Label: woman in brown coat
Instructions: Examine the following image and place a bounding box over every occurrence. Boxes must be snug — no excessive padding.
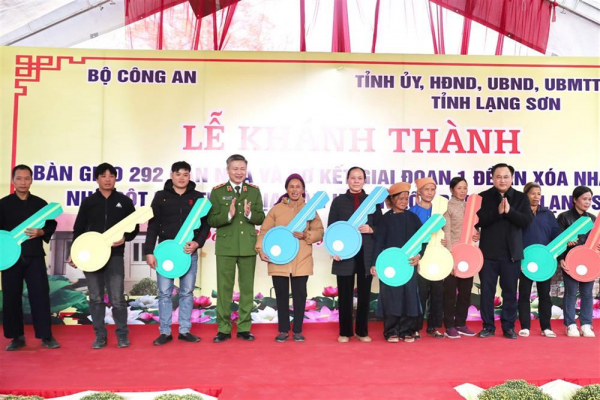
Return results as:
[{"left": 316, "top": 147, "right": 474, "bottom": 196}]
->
[{"left": 256, "top": 174, "right": 324, "bottom": 342}]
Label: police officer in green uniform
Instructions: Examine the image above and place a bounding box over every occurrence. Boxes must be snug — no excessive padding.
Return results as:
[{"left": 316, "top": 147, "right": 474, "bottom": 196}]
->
[{"left": 208, "top": 154, "right": 265, "bottom": 342}]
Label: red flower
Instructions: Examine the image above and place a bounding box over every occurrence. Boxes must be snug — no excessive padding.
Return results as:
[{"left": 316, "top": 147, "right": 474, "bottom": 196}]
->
[
  {"left": 494, "top": 296, "right": 502, "bottom": 307},
  {"left": 323, "top": 286, "right": 339, "bottom": 297},
  {"left": 189, "top": 199, "right": 194, "bottom": 206}
]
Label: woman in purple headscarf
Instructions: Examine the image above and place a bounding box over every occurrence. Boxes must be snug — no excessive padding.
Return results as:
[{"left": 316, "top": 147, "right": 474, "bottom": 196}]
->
[{"left": 256, "top": 174, "right": 324, "bottom": 342}]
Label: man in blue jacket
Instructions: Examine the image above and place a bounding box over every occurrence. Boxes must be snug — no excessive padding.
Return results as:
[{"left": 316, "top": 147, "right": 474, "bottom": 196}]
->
[{"left": 144, "top": 161, "right": 210, "bottom": 346}]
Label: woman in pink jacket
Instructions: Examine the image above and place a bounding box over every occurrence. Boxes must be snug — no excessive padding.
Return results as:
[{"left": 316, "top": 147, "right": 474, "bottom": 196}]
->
[{"left": 442, "top": 177, "right": 477, "bottom": 339}]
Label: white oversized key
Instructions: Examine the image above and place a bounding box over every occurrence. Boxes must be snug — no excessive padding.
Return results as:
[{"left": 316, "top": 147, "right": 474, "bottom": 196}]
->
[{"left": 71, "top": 206, "right": 153, "bottom": 272}]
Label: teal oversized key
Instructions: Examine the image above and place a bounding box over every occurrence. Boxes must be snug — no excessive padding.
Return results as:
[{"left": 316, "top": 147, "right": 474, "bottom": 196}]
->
[
  {"left": 376, "top": 214, "right": 446, "bottom": 287},
  {"left": 0, "top": 202, "right": 63, "bottom": 270},
  {"left": 324, "top": 186, "right": 388, "bottom": 259},
  {"left": 263, "top": 191, "right": 329, "bottom": 264},
  {"left": 521, "top": 216, "right": 593, "bottom": 282},
  {"left": 155, "top": 198, "right": 212, "bottom": 279}
]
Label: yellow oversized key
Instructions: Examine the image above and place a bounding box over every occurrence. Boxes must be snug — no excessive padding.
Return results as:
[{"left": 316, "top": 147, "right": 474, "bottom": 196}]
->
[
  {"left": 419, "top": 196, "right": 453, "bottom": 281},
  {"left": 70, "top": 206, "right": 153, "bottom": 272}
]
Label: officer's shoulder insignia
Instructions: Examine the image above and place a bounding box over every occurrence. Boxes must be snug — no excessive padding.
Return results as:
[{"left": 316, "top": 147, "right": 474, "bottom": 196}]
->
[
  {"left": 246, "top": 182, "right": 259, "bottom": 189},
  {"left": 212, "top": 183, "right": 226, "bottom": 190}
]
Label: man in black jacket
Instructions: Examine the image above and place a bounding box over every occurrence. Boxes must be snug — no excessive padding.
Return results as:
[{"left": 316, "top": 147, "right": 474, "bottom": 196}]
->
[
  {"left": 69, "top": 163, "right": 139, "bottom": 349},
  {"left": 144, "top": 161, "right": 210, "bottom": 346},
  {"left": 1, "top": 165, "right": 60, "bottom": 351},
  {"left": 476, "top": 163, "right": 533, "bottom": 339}
]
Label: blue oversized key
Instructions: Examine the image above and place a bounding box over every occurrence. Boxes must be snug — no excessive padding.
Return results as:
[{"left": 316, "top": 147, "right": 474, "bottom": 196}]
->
[
  {"left": 263, "top": 191, "right": 329, "bottom": 264},
  {"left": 155, "top": 198, "right": 212, "bottom": 279},
  {"left": 376, "top": 214, "right": 446, "bottom": 287},
  {"left": 0, "top": 202, "right": 63, "bottom": 271},
  {"left": 324, "top": 186, "right": 388, "bottom": 260},
  {"left": 522, "top": 216, "right": 593, "bottom": 282}
]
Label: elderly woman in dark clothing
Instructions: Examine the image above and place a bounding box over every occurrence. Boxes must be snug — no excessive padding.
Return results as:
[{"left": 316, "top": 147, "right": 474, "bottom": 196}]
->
[
  {"left": 371, "top": 182, "right": 423, "bottom": 343},
  {"left": 517, "top": 182, "right": 561, "bottom": 338},
  {"left": 328, "top": 167, "right": 382, "bottom": 343}
]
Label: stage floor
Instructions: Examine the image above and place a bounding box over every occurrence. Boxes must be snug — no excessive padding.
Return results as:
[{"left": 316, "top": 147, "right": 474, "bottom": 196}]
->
[{"left": 1, "top": 321, "right": 599, "bottom": 399}]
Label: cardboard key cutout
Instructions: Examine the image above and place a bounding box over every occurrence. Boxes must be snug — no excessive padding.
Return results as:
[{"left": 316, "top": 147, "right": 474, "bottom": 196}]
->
[{"left": 263, "top": 191, "right": 329, "bottom": 265}]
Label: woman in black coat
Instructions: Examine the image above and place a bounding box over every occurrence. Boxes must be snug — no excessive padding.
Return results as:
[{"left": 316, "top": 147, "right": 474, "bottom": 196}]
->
[{"left": 328, "top": 167, "right": 382, "bottom": 343}]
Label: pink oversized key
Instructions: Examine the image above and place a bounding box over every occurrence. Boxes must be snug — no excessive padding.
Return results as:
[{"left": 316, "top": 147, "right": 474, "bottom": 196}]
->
[
  {"left": 451, "top": 194, "right": 483, "bottom": 279},
  {"left": 565, "top": 217, "right": 600, "bottom": 282}
]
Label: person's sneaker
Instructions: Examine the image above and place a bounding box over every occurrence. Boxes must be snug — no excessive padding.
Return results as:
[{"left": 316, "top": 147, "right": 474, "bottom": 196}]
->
[
  {"left": 444, "top": 328, "right": 460, "bottom": 339},
  {"left": 427, "top": 329, "right": 444, "bottom": 339},
  {"left": 275, "top": 332, "right": 289, "bottom": 343},
  {"left": 178, "top": 333, "right": 201, "bottom": 343},
  {"left": 503, "top": 329, "right": 518, "bottom": 339},
  {"left": 337, "top": 336, "right": 350, "bottom": 343},
  {"left": 478, "top": 329, "right": 495, "bottom": 338},
  {"left": 355, "top": 335, "right": 372, "bottom": 343},
  {"left": 41, "top": 336, "right": 60, "bottom": 349},
  {"left": 518, "top": 329, "right": 530, "bottom": 337},
  {"left": 581, "top": 324, "right": 595, "bottom": 338},
  {"left": 153, "top": 334, "right": 173, "bottom": 346},
  {"left": 456, "top": 326, "right": 476, "bottom": 336},
  {"left": 117, "top": 336, "right": 130, "bottom": 348},
  {"left": 566, "top": 324, "right": 581, "bottom": 337},
  {"left": 6, "top": 337, "right": 26, "bottom": 351},
  {"left": 413, "top": 331, "right": 421, "bottom": 340},
  {"left": 293, "top": 333, "right": 305, "bottom": 342},
  {"left": 92, "top": 336, "right": 107, "bottom": 349},
  {"left": 542, "top": 329, "right": 557, "bottom": 338}
]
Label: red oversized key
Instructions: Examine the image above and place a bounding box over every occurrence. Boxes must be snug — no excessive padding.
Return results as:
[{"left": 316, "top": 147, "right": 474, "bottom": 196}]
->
[
  {"left": 565, "top": 217, "right": 600, "bottom": 282},
  {"left": 451, "top": 194, "right": 483, "bottom": 279}
]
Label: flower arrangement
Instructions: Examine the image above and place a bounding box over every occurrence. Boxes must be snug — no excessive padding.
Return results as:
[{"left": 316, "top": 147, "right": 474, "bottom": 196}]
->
[
  {"left": 478, "top": 380, "right": 552, "bottom": 400},
  {"left": 571, "top": 384, "right": 600, "bottom": 400},
  {"left": 80, "top": 392, "right": 125, "bottom": 400}
]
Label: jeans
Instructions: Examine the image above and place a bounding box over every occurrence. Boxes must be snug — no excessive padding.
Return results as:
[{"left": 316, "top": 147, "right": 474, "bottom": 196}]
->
[
  {"left": 84, "top": 256, "right": 128, "bottom": 338},
  {"left": 563, "top": 272, "right": 594, "bottom": 327},
  {"left": 157, "top": 253, "right": 198, "bottom": 335}
]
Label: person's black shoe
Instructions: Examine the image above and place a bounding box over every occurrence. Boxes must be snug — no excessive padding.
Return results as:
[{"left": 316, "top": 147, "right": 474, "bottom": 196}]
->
[
  {"left": 153, "top": 334, "right": 173, "bottom": 346},
  {"left": 41, "top": 336, "right": 60, "bottom": 349},
  {"left": 275, "top": 332, "right": 289, "bottom": 342},
  {"left": 213, "top": 332, "right": 232, "bottom": 343},
  {"left": 503, "top": 329, "right": 518, "bottom": 339},
  {"left": 478, "top": 329, "right": 495, "bottom": 338},
  {"left": 292, "top": 333, "right": 305, "bottom": 342},
  {"left": 117, "top": 336, "right": 130, "bottom": 348},
  {"left": 178, "top": 333, "right": 201, "bottom": 343},
  {"left": 92, "top": 337, "right": 107, "bottom": 349},
  {"left": 236, "top": 331, "right": 255, "bottom": 341},
  {"left": 6, "top": 337, "right": 26, "bottom": 351}
]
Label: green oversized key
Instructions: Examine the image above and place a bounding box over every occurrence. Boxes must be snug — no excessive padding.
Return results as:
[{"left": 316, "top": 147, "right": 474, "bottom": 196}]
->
[
  {"left": 376, "top": 214, "right": 446, "bottom": 287},
  {"left": 0, "top": 202, "right": 63, "bottom": 270},
  {"left": 155, "top": 198, "right": 212, "bottom": 279},
  {"left": 521, "top": 216, "right": 593, "bottom": 282}
]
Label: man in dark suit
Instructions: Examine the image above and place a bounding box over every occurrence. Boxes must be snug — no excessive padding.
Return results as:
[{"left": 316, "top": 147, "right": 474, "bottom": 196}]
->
[{"left": 476, "top": 163, "right": 533, "bottom": 339}]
